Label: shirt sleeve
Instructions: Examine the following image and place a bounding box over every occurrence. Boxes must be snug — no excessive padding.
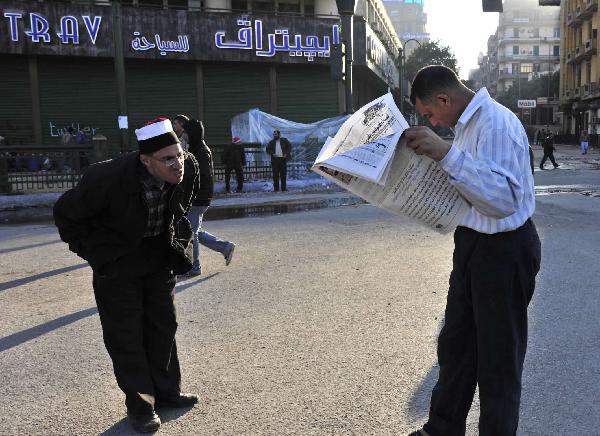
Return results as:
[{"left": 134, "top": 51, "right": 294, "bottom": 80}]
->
[{"left": 439, "top": 127, "right": 525, "bottom": 219}]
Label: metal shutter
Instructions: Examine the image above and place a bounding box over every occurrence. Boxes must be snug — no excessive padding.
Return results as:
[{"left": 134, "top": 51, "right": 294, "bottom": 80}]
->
[{"left": 0, "top": 55, "right": 33, "bottom": 145}]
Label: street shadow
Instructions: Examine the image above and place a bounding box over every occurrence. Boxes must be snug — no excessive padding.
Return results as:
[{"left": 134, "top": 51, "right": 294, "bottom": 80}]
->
[
  {"left": 100, "top": 407, "right": 193, "bottom": 435},
  {"left": 0, "top": 239, "right": 62, "bottom": 255},
  {"left": 0, "top": 273, "right": 218, "bottom": 353},
  {"left": 0, "top": 263, "right": 88, "bottom": 292},
  {"left": 405, "top": 365, "right": 438, "bottom": 420}
]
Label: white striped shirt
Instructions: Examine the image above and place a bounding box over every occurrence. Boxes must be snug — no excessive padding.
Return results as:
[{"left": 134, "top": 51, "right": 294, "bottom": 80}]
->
[{"left": 439, "top": 88, "right": 535, "bottom": 234}]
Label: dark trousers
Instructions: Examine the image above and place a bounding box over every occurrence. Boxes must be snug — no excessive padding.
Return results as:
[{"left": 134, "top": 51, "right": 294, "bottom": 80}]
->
[
  {"left": 92, "top": 236, "right": 181, "bottom": 415},
  {"left": 423, "top": 220, "right": 541, "bottom": 436},
  {"left": 540, "top": 150, "right": 558, "bottom": 168},
  {"left": 271, "top": 156, "right": 287, "bottom": 191},
  {"left": 225, "top": 165, "right": 244, "bottom": 192}
]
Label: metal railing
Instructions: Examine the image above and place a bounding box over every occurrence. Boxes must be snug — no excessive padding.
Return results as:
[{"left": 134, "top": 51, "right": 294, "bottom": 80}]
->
[{"left": 0, "top": 146, "right": 311, "bottom": 194}]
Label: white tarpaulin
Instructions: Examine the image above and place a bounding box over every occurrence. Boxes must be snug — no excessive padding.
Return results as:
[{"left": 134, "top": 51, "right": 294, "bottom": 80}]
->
[{"left": 231, "top": 108, "right": 349, "bottom": 162}]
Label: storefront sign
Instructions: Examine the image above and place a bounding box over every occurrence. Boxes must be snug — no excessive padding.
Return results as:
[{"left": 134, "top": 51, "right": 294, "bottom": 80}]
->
[
  {"left": 131, "top": 32, "right": 189, "bottom": 56},
  {"left": 518, "top": 99, "right": 537, "bottom": 108},
  {"left": 2, "top": 11, "right": 102, "bottom": 44},
  {"left": 214, "top": 17, "right": 339, "bottom": 61}
]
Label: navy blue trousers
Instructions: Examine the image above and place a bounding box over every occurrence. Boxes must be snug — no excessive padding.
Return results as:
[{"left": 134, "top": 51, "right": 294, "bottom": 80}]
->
[{"left": 423, "top": 219, "right": 541, "bottom": 436}]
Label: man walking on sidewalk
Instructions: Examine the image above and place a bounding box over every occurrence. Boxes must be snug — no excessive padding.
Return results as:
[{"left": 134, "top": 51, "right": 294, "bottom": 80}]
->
[
  {"left": 54, "top": 118, "right": 199, "bottom": 433},
  {"left": 266, "top": 130, "right": 291, "bottom": 191},
  {"left": 223, "top": 136, "right": 246, "bottom": 193},
  {"left": 403, "top": 65, "right": 541, "bottom": 436}
]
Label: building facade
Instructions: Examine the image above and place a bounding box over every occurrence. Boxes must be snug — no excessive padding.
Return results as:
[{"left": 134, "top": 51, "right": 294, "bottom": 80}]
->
[
  {"left": 382, "top": 0, "right": 428, "bottom": 56},
  {"left": 560, "top": 0, "right": 599, "bottom": 142},
  {"left": 0, "top": 0, "right": 400, "bottom": 149}
]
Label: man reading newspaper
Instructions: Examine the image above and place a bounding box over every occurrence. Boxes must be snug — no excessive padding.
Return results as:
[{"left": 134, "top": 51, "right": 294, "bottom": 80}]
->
[{"left": 404, "top": 66, "right": 541, "bottom": 436}]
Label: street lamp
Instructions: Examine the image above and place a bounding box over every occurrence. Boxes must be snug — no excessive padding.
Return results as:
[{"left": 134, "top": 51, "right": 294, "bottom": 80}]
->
[
  {"left": 398, "top": 38, "right": 422, "bottom": 114},
  {"left": 335, "top": 0, "right": 357, "bottom": 114}
]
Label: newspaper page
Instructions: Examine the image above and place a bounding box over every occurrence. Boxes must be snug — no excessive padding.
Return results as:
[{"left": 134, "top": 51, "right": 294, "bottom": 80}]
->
[
  {"left": 312, "top": 94, "right": 470, "bottom": 234},
  {"left": 314, "top": 94, "right": 405, "bottom": 185}
]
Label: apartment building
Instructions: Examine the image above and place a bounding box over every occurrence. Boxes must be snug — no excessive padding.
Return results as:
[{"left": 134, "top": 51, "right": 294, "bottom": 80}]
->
[
  {"left": 382, "top": 0, "right": 428, "bottom": 56},
  {"left": 560, "top": 0, "right": 599, "bottom": 142}
]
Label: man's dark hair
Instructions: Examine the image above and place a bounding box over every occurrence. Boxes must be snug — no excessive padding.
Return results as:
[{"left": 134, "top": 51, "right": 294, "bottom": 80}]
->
[
  {"left": 173, "top": 114, "right": 189, "bottom": 124},
  {"left": 410, "top": 65, "right": 464, "bottom": 105}
]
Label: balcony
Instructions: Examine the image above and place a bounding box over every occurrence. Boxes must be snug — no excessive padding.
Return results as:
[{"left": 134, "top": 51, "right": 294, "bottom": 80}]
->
[
  {"left": 585, "top": 0, "right": 598, "bottom": 14},
  {"left": 584, "top": 37, "right": 597, "bottom": 56},
  {"left": 568, "top": 12, "right": 583, "bottom": 28}
]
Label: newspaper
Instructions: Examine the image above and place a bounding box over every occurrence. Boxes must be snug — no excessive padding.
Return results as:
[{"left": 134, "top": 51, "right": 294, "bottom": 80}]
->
[{"left": 312, "top": 93, "right": 470, "bottom": 234}]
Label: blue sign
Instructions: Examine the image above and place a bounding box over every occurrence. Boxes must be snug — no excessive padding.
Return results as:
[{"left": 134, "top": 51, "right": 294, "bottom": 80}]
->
[
  {"left": 2, "top": 11, "right": 102, "bottom": 45},
  {"left": 215, "top": 17, "right": 340, "bottom": 62}
]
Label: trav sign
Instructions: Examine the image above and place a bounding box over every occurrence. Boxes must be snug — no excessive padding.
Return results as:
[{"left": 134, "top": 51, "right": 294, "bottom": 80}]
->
[{"left": 517, "top": 99, "right": 537, "bottom": 108}]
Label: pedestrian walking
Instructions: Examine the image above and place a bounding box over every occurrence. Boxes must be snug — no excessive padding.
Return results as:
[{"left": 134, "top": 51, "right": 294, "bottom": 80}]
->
[
  {"left": 580, "top": 131, "right": 589, "bottom": 155},
  {"left": 403, "top": 65, "right": 541, "bottom": 436},
  {"left": 223, "top": 135, "right": 246, "bottom": 193},
  {"left": 540, "top": 131, "right": 559, "bottom": 169},
  {"left": 172, "top": 114, "right": 189, "bottom": 151},
  {"left": 53, "top": 118, "right": 200, "bottom": 433},
  {"left": 266, "top": 129, "right": 291, "bottom": 191},
  {"left": 182, "top": 118, "right": 235, "bottom": 277}
]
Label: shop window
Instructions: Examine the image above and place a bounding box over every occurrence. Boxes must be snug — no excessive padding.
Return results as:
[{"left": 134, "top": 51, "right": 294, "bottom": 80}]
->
[
  {"left": 253, "top": 0, "right": 275, "bottom": 12},
  {"left": 304, "top": 0, "right": 315, "bottom": 16},
  {"left": 513, "top": 45, "right": 519, "bottom": 55},
  {"left": 278, "top": 0, "right": 300, "bottom": 14},
  {"left": 232, "top": 0, "right": 248, "bottom": 11}
]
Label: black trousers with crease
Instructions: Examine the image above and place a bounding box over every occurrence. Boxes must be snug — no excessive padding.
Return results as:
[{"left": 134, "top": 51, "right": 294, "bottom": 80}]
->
[
  {"left": 92, "top": 235, "right": 181, "bottom": 415},
  {"left": 423, "top": 219, "right": 541, "bottom": 436}
]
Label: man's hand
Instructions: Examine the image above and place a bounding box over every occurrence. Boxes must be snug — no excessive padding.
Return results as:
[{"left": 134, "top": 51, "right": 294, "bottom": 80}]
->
[{"left": 402, "top": 126, "right": 451, "bottom": 162}]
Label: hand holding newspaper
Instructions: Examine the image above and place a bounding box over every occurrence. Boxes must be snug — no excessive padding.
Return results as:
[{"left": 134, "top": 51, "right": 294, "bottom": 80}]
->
[{"left": 312, "top": 93, "right": 470, "bottom": 234}]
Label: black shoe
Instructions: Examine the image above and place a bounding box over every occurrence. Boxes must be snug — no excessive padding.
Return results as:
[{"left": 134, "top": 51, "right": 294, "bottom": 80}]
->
[
  {"left": 539, "top": 165, "right": 545, "bottom": 170},
  {"left": 155, "top": 393, "right": 199, "bottom": 408},
  {"left": 128, "top": 411, "right": 160, "bottom": 433},
  {"left": 554, "top": 164, "right": 560, "bottom": 168}
]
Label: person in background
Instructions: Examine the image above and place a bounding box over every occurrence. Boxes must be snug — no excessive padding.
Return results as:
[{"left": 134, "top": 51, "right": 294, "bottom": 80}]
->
[
  {"left": 173, "top": 114, "right": 190, "bottom": 151},
  {"left": 580, "top": 130, "right": 589, "bottom": 155},
  {"left": 60, "top": 126, "right": 75, "bottom": 172},
  {"left": 266, "top": 130, "right": 291, "bottom": 192},
  {"left": 54, "top": 118, "right": 200, "bottom": 433},
  {"left": 182, "top": 118, "right": 235, "bottom": 277},
  {"left": 540, "top": 131, "right": 559, "bottom": 169},
  {"left": 403, "top": 65, "right": 541, "bottom": 436},
  {"left": 223, "top": 136, "right": 246, "bottom": 193}
]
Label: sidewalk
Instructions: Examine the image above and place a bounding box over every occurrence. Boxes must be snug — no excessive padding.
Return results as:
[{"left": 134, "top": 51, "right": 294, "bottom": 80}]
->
[{"left": 0, "top": 174, "right": 362, "bottom": 224}]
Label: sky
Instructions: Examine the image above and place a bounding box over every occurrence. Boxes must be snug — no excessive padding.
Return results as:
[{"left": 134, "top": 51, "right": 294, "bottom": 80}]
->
[{"left": 423, "top": 0, "right": 500, "bottom": 79}]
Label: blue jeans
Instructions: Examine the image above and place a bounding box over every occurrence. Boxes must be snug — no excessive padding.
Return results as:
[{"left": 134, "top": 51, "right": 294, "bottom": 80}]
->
[{"left": 188, "top": 206, "right": 231, "bottom": 270}]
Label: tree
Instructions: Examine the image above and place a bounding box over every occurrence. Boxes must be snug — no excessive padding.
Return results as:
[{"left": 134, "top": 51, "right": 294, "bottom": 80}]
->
[{"left": 403, "top": 40, "right": 459, "bottom": 83}]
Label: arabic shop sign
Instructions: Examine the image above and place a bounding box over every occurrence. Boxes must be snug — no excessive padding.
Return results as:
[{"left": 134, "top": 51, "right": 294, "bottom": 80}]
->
[
  {"left": 131, "top": 32, "right": 189, "bottom": 56},
  {"left": 214, "top": 17, "right": 340, "bottom": 61}
]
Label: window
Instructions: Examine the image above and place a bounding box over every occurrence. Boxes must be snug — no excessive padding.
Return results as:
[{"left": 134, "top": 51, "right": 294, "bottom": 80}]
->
[
  {"left": 278, "top": 0, "right": 300, "bottom": 14},
  {"left": 253, "top": 0, "right": 275, "bottom": 12},
  {"left": 232, "top": 0, "right": 248, "bottom": 10},
  {"left": 521, "top": 63, "right": 533, "bottom": 73},
  {"left": 553, "top": 28, "right": 560, "bottom": 38},
  {"left": 513, "top": 45, "right": 519, "bottom": 55},
  {"left": 513, "top": 28, "right": 519, "bottom": 38},
  {"left": 534, "top": 63, "right": 541, "bottom": 72},
  {"left": 533, "top": 28, "right": 539, "bottom": 38},
  {"left": 533, "top": 46, "right": 539, "bottom": 56},
  {"left": 553, "top": 45, "right": 559, "bottom": 56},
  {"left": 512, "top": 63, "right": 519, "bottom": 73}
]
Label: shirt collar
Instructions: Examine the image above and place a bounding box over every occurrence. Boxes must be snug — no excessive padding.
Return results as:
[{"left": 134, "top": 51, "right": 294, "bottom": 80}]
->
[{"left": 456, "top": 87, "right": 490, "bottom": 127}]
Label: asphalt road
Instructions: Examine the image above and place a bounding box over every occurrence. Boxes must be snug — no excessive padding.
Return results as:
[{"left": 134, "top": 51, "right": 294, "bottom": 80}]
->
[{"left": 0, "top": 147, "right": 599, "bottom": 435}]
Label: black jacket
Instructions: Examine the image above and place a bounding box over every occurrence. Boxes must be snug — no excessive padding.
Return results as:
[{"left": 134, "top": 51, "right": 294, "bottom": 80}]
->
[
  {"left": 223, "top": 143, "right": 246, "bottom": 167},
  {"left": 266, "top": 137, "right": 292, "bottom": 161},
  {"left": 188, "top": 141, "right": 214, "bottom": 206},
  {"left": 53, "top": 151, "right": 199, "bottom": 275}
]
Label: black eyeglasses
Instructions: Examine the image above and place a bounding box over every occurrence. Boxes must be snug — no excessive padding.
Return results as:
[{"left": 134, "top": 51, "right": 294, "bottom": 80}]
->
[{"left": 148, "top": 152, "right": 186, "bottom": 167}]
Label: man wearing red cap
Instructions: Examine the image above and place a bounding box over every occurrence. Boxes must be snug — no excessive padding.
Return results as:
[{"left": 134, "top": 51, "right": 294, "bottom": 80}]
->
[{"left": 54, "top": 118, "right": 200, "bottom": 433}]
